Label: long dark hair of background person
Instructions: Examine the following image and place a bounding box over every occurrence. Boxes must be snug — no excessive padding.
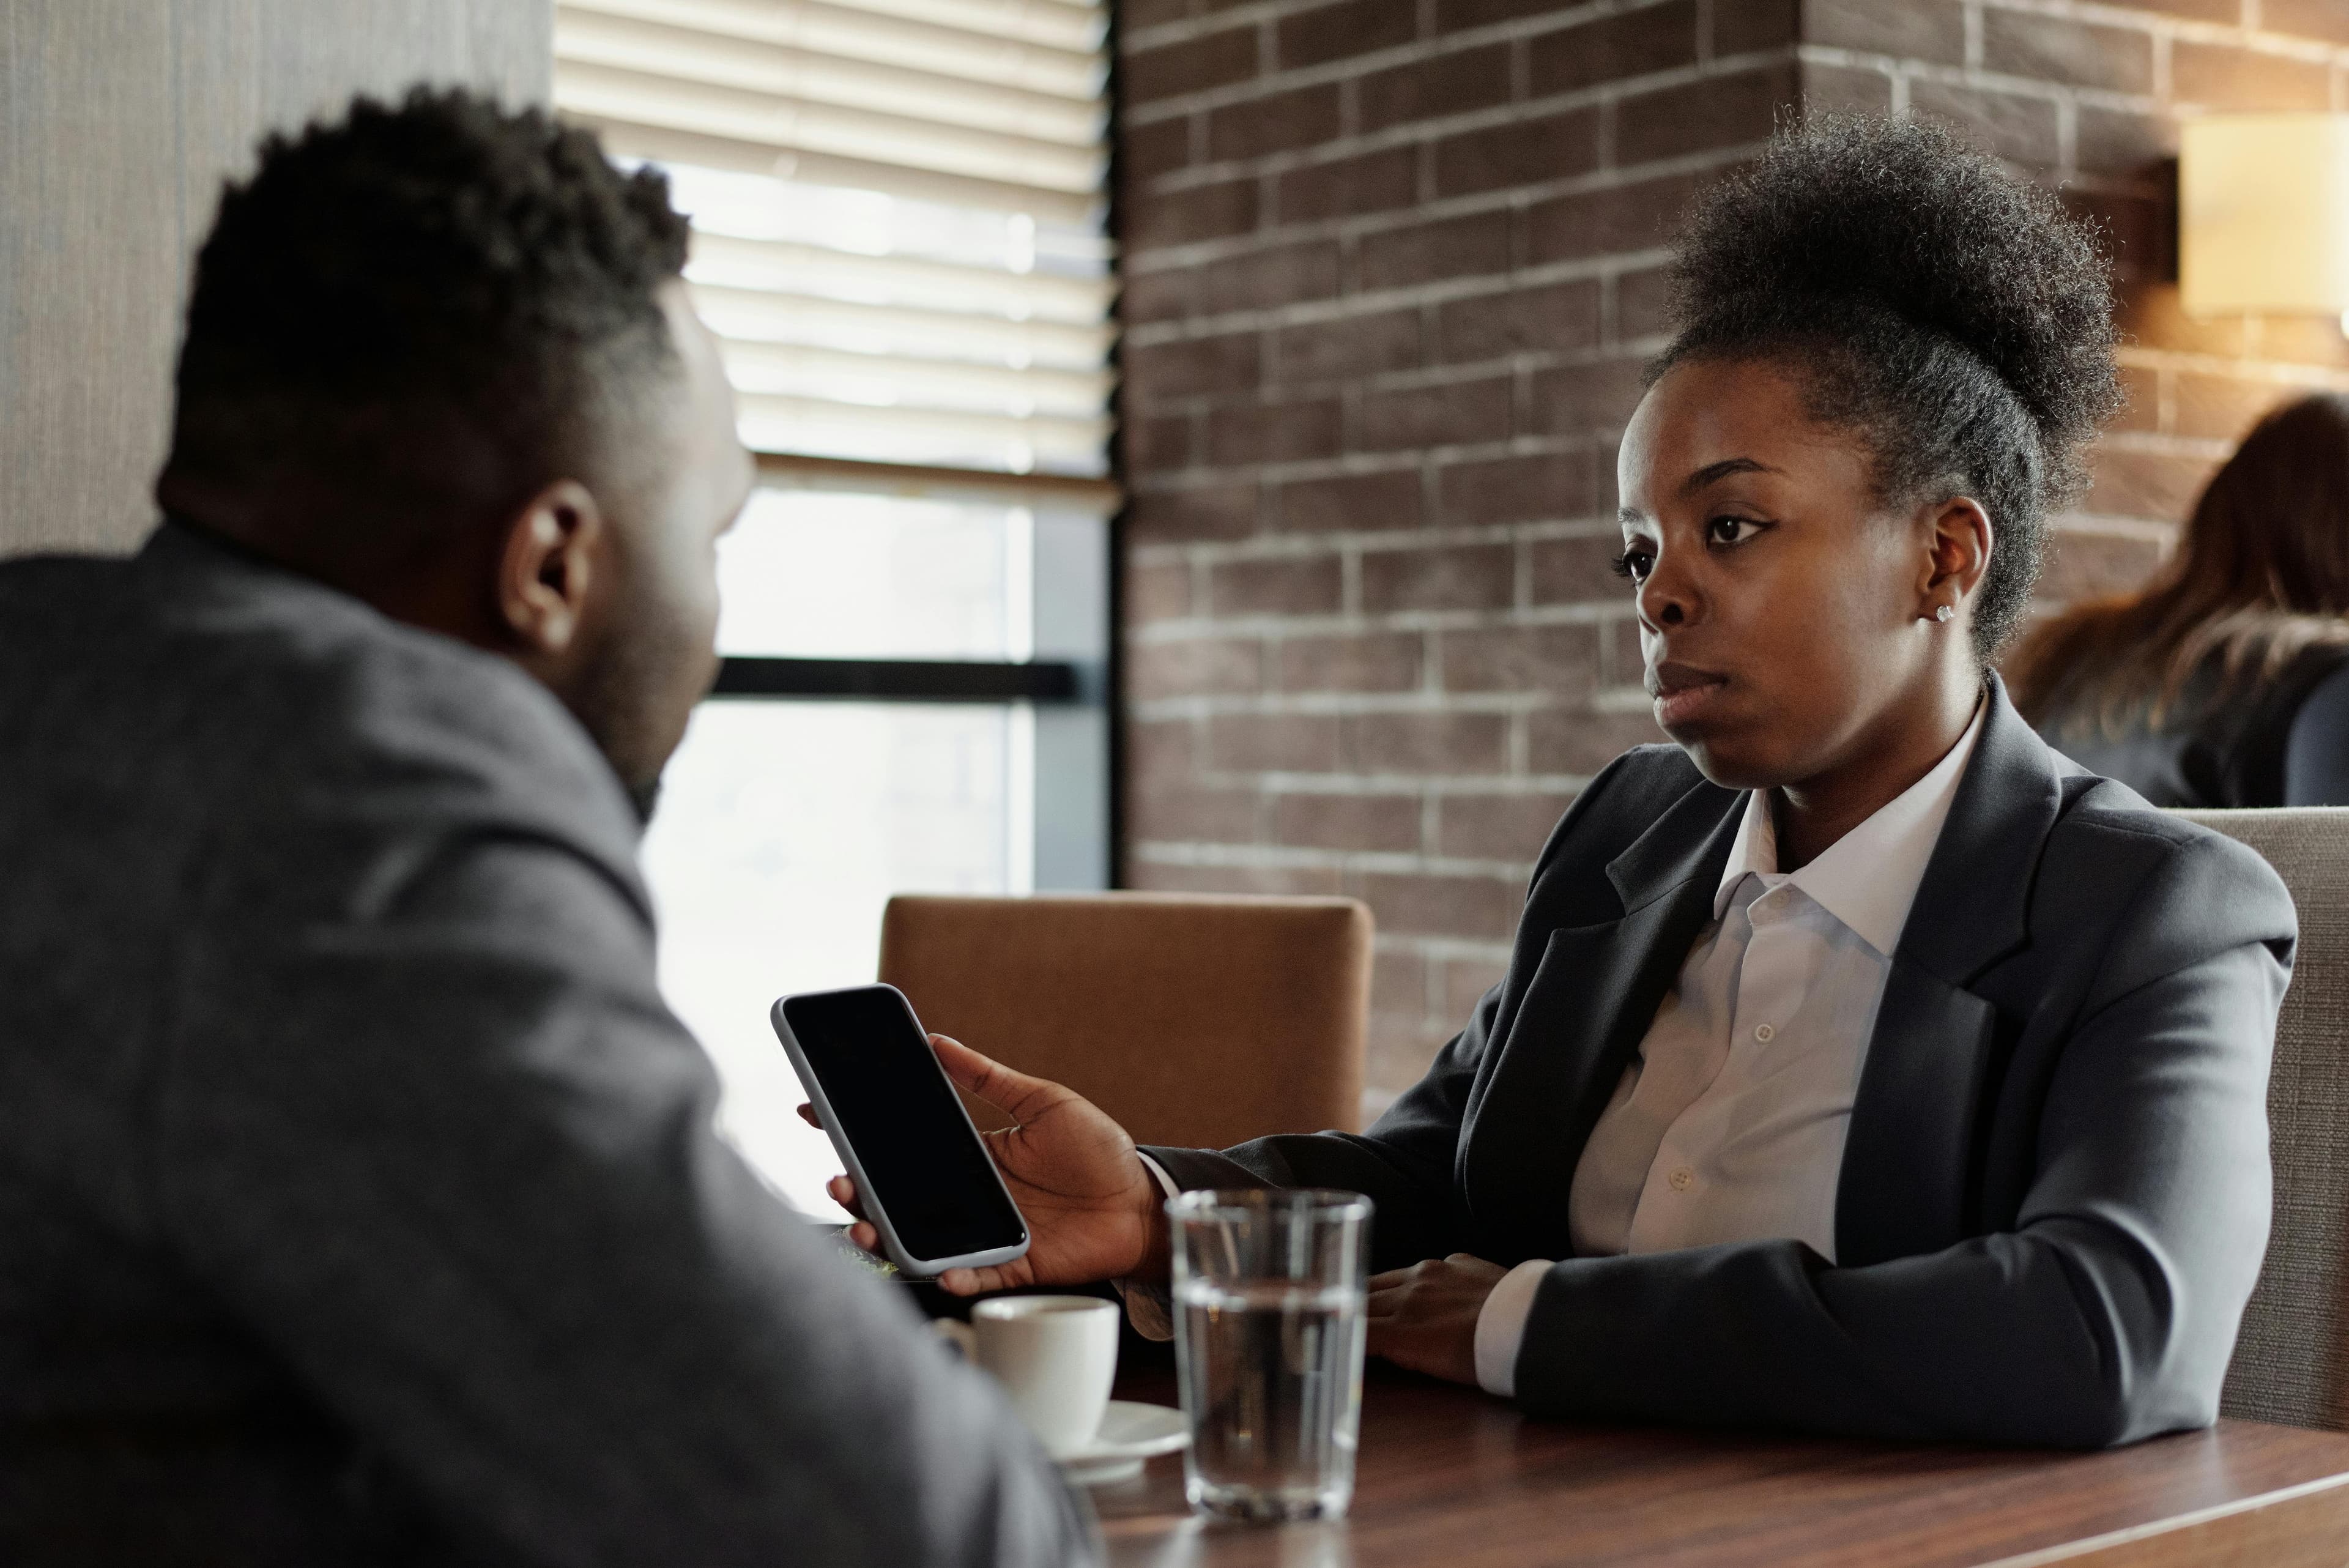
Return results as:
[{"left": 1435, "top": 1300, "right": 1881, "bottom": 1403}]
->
[{"left": 2010, "top": 392, "right": 2349, "bottom": 807}]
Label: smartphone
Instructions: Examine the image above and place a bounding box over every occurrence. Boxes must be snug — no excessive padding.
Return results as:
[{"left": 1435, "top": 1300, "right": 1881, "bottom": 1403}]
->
[{"left": 770, "top": 983, "right": 1030, "bottom": 1279}]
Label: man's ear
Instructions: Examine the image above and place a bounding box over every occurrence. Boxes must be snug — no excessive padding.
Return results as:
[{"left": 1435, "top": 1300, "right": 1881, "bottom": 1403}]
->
[
  {"left": 1919, "top": 494, "right": 1994, "bottom": 617},
  {"left": 496, "top": 480, "right": 603, "bottom": 656}
]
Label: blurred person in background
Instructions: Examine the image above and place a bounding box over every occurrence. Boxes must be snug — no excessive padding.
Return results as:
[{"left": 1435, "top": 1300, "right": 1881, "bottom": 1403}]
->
[
  {"left": 2013, "top": 393, "right": 2349, "bottom": 806},
  {"left": 0, "top": 89, "right": 1093, "bottom": 1567}
]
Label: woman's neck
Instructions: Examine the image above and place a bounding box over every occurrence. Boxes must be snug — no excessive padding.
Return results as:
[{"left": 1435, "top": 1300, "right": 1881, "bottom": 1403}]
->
[{"left": 1770, "top": 674, "right": 1984, "bottom": 872}]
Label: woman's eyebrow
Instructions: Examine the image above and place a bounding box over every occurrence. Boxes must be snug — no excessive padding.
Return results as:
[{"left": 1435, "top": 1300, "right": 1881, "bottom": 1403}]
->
[
  {"left": 1682, "top": 456, "right": 1779, "bottom": 494},
  {"left": 1617, "top": 455, "right": 1784, "bottom": 526}
]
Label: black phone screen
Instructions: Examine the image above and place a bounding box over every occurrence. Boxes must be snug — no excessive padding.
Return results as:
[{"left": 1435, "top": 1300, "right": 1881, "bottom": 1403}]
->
[{"left": 781, "top": 987, "right": 1026, "bottom": 1263}]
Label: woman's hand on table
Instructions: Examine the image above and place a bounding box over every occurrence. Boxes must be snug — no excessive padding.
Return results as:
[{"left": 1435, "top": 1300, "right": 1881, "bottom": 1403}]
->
[
  {"left": 1365, "top": 1254, "right": 1508, "bottom": 1387},
  {"left": 800, "top": 1033, "right": 1167, "bottom": 1296}
]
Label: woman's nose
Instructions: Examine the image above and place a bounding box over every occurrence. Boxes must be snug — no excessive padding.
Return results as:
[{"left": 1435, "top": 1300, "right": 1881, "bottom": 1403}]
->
[{"left": 1636, "top": 554, "right": 1694, "bottom": 630}]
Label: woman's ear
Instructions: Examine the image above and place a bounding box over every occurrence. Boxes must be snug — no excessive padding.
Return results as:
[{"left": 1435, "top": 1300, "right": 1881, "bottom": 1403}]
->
[
  {"left": 495, "top": 480, "right": 604, "bottom": 657},
  {"left": 1920, "top": 494, "right": 1993, "bottom": 623}
]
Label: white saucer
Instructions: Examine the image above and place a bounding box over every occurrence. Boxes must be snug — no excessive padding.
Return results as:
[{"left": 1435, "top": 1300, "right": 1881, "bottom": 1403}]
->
[{"left": 1055, "top": 1400, "right": 1189, "bottom": 1484}]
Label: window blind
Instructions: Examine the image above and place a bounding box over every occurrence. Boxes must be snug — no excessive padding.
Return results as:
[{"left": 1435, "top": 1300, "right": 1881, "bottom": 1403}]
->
[{"left": 553, "top": 0, "right": 1118, "bottom": 496}]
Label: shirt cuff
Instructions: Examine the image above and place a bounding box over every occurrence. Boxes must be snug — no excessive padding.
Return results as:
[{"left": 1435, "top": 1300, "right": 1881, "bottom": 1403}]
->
[
  {"left": 1474, "top": 1258, "right": 1553, "bottom": 1399},
  {"left": 1111, "top": 1154, "right": 1184, "bottom": 1342},
  {"left": 1136, "top": 1153, "right": 1180, "bottom": 1202}
]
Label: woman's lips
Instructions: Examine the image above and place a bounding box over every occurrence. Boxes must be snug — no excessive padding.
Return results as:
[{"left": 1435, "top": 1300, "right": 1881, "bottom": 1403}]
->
[{"left": 1648, "top": 664, "right": 1728, "bottom": 729}]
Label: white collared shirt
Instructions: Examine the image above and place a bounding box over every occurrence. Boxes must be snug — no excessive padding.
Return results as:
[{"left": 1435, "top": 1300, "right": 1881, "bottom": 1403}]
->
[{"left": 1473, "top": 701, "right": 1987, "bottom": 1397}]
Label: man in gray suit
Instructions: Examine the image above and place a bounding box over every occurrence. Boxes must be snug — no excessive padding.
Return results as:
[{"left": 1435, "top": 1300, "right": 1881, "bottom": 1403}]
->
[{"left": 0, "top": 90, "right": 1094, "bottom": 1564}]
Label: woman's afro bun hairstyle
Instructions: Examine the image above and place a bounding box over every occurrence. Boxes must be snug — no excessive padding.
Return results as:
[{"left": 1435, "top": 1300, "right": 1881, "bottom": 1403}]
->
[{"left": 1656, "top": 113, "right": 2126, "bottom": 656}]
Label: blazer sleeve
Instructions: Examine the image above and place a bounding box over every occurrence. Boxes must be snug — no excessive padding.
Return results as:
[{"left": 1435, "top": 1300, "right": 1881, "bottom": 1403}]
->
[
  {"left": 1508, "top": 827, "right": 2291, "bottom": 1448},
  {"left": 157, "top": 831, "right": 1097, "bottom": 1567},
  {"left": 1141, "top": 975, "right": 1502, "bottom": 1275},
  {"left": 1138, "top": 752, "right": 1636, "bottom": 1276}
]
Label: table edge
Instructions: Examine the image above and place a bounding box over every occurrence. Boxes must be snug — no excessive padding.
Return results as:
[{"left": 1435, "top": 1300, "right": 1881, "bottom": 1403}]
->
[{"left": 1973, "top": 1467, "right": 2349, "bottom": 1567}]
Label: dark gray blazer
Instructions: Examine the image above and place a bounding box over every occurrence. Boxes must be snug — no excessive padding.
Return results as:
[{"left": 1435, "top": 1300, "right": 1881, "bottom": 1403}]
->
[
  {"left": 0, "top": 524, "right": 1094, "bottom": 1566},
  {"left": 1149, "top": 679, "right": 2293, "bottom": 1449}
]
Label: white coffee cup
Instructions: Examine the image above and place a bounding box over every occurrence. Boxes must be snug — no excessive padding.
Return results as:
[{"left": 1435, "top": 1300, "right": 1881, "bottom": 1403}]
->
[{"left": 934, "top": 1295, "right": 1119, "bottom": 1457}]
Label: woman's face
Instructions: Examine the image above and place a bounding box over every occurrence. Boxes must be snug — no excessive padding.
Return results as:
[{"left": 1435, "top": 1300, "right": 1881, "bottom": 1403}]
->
[{"left": 1617, "top": 357, "right": 1974, "bottom": 792}]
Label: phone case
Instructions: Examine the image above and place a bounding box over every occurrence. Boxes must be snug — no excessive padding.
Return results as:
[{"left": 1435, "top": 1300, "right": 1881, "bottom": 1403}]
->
[{"left": 769, "top": 984, "right": 1031, "bottom": 1279}]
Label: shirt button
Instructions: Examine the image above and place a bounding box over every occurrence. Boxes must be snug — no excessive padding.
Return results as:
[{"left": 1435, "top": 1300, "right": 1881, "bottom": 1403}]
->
[
  {"left": 1754, "top": 1023, "right": 1776, "bottom": 1042},
  {"left": 1668, "top": 1167, "right": 1694, "bottom": 1192}
]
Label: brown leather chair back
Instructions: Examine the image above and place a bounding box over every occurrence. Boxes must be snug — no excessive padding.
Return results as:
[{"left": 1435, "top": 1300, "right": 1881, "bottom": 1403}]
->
[
  {"left": 2175, "top": 808, "right": 2349, "bottom": 1430},
  {"left": 878, "top": 892, "right": 1371, "bottom": 1150}
]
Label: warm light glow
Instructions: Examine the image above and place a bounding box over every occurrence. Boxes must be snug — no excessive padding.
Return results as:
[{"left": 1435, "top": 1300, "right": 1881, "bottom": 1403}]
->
[{"left": 2181, "top": 114, "right": 2349, "bottom": 319}]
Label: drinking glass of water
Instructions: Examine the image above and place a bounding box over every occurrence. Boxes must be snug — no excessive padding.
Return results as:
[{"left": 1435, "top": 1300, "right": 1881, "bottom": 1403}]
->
[{"left": 1168, "top": 1188, "right": 1372, "bottom": 1522}]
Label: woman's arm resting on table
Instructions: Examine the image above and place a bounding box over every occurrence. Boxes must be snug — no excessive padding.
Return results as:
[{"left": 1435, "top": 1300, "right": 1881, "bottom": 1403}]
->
[
  {"left": 1509, "top": 832, "right": 2290, "bottom": 1448},
  {"left": 1364, "top": 1255, "right": 1510, "bottom": 1386}
]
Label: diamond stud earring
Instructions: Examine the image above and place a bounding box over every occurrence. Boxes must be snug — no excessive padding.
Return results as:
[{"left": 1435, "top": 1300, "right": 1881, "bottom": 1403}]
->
[{"left": 1934, "top": 604, "right": 1954, "bottom": 623}]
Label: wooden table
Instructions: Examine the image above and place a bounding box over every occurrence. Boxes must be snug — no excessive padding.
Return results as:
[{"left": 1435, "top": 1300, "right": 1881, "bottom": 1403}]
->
[{"left": 1090, "top": 1366, "right": 2349, "bottom": 1566}]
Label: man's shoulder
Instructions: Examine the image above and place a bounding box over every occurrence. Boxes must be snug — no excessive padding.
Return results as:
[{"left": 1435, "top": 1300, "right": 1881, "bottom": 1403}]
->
[
  {"left": 272, "top": 591, "right": 625, "bottom": 819},
  {"left": 1, "top": 528, "right": 644, "bottom": 897}
]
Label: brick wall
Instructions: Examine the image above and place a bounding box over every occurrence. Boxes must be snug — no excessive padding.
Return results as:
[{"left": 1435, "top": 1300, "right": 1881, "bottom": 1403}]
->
[
  {"left": 1802, "top": 0, "right": 2349, "bottom": 608},
  {"left": 1114, "top": 0, "right": 2349, "bottom": 1115}
]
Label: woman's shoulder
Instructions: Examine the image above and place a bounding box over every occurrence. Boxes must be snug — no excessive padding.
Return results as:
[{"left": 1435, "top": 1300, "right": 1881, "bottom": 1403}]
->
[
  {"left": 1594, "top": 741, "right": 1708, "bottom": 789},
  {"left": 2050, "top": 762, "right": 2268, "bottom": 868},
  {"left": 1529, "top": 743, "right": 1731, "bottom": 880},
  {"left": 1575, "top": 743, "right": 1716, "bottom": 824},
  {"left": 2039, "top": 770, "right": 2297, "bottom": 979}
]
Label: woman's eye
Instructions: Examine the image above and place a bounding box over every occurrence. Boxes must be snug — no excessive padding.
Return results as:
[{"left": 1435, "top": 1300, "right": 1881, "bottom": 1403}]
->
[
  {"left": 1707, "top": 516, "right": 1761, "bottom": 546},
  {"left": 1611, "top": 549, "right": 1653, "bottom": 583}
]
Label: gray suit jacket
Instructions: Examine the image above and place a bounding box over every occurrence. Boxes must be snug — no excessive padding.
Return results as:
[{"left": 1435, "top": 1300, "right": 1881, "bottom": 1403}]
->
[
  {"left": 0, "top": 523, "right": 1095, "bottom": 1565},
  {"left": 1149, "top": 678, "right": 2293, "bottom": 1448}
]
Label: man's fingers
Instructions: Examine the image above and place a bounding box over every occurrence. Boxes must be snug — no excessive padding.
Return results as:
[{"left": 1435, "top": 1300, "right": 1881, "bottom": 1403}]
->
[
  {"left": 929, "top": 1034, "right": 1067, "bottom": 1125},
  {"left": 846, "top": 1221, "right": 880, "bottom": 1252},
  {"left": 1367, "top": 1266, "right": 1413, "bottom": 1290},
  {"left": 796, "top": 1102, "right": 820, "bottom": 1129}
]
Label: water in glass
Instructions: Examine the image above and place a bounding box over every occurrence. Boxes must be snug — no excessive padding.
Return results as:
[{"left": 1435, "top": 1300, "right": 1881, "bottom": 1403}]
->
[
  {"left": 1174, "top": 1278, "right": 1365, "bottom": 1520},
  {"left": 1168, "top": 1189, "right": 1371, "bottom": 1522}
]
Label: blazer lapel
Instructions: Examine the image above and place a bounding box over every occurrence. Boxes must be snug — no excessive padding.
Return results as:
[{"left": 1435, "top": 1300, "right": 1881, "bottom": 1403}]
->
[
  {"left": 1835, "top": 676, "right": 2060, "bottom": 1264},
  {"left": 1461, "top": 781, "right": 1740, "bottom": 1263},
  {"left": 1833, "top": 957, "right": 2004, "bottom": 1263}
]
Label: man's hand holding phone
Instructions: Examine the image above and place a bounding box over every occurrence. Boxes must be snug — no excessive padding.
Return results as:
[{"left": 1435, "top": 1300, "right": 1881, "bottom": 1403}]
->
[{"left": 803, "top": 1034, "right": 1168, "bottom": 1296}]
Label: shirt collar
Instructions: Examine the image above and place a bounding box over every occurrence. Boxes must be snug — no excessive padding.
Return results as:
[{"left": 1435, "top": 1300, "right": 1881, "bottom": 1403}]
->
[{"left": 1713, "top": 698, "right": 1989, "bottom": 956}]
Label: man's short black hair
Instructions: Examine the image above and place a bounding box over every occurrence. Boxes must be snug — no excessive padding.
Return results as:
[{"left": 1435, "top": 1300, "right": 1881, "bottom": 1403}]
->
[
  {"left": 163, "top": 87, "right": 691, "bottom": 540},
  {"left": 1654, "top": 113, "right": 2125, "bottom": 658}
]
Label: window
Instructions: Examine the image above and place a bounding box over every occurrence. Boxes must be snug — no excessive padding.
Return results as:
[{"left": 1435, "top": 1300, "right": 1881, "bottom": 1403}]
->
[{"left": 554, "top": 0, "right": 1117, "bottom": 1217}]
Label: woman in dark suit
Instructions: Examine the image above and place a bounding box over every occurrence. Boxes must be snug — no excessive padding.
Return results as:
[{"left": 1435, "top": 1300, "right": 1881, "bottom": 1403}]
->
[
  {"left": 2013, "top": 393, "right": 2349, "bottom": 806},
  {"left": 823, "top": 117, "right": 2295, "bottom": 1447}
]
